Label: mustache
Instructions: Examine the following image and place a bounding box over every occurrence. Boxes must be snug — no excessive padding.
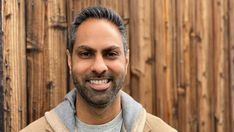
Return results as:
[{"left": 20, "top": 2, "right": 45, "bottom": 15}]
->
[{"left": 84, "top": 72, "right": 115, "bottom": 79}]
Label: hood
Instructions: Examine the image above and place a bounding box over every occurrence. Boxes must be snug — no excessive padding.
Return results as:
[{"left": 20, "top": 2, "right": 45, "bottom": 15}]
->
[{"left": 46, "top": 89, "right": 146, "bottom": 132}]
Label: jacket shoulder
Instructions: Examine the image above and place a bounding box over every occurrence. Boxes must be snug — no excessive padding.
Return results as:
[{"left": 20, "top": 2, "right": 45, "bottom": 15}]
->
[
  {"left": 145, "top": 113, "right": 177, "bottom": 132},
  {"left": 20, "top": 116, "right": 53, "bottom": 132}
]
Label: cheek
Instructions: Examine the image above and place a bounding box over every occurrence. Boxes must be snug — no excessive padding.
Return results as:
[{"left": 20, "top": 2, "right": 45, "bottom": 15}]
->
[
  {"left": 107, "top": 61, "right": 127, "bottom": 75},
  {"left": 72, "top": 60, "right": 91, "bottom": 75}
]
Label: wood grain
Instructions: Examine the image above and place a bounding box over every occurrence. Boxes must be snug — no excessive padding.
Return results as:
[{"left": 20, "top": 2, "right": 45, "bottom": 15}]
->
[
  {"left": 3, "top": 0, "right": 27, "bottom": 131},
  {"left": 1, "top": 0, "right": 234, "bottom": 132}
]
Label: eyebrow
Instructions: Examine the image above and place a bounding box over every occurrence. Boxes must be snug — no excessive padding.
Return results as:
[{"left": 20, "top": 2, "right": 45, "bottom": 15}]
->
[
  {"left": 74, "top": 45, "right": 121, "bottom": 53},
  {"left": 75, "top": 45, "right": 96, "bottom": 53},
  {"left": 102, "top": 46, "right": 121, "bottom": 53}
]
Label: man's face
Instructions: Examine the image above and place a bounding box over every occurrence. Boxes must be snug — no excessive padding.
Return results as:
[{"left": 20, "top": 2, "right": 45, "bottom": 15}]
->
[{"left": 68, "top": 19, "right": 129, "bottom": 108}]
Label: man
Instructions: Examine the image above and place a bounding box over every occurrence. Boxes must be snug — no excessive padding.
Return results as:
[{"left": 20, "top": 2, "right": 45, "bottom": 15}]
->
[{"left": 21, "top": 6, "right": 177, "bottom": 132}]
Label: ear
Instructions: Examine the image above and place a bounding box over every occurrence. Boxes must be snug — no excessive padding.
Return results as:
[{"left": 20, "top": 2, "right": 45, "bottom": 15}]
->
[
  {"left": 66, "top": 50, "right": 72, "bottom": 74},
  {"left": 125, "top": 49, "right": 129, "bottom": 65},
  {"left": 125, "top": 49, "right": 129, "bottom": 74}
]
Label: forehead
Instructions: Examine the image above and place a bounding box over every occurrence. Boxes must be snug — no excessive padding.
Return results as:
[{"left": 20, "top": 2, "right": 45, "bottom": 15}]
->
[{"left": 74, "top": 18, "right": 123, "bottom": 49}]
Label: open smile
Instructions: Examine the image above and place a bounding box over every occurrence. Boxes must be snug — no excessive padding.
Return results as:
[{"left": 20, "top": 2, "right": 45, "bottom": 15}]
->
[{"left": 86, "top": 78, "right": 112, "bottom": 91}]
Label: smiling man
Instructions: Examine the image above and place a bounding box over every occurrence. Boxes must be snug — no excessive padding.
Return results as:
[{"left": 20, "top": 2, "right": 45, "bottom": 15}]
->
[{"left": 21, "top": 6, "right": 177, "bottom": 132}]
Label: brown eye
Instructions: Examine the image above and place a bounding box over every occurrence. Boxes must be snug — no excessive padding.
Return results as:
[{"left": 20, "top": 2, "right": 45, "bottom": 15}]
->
[
  {"left": 79, "top": 51, "right": 93, "bottom": 58},
  {"left": 105, "top": 51, "right": 119, "bottom": 59}
]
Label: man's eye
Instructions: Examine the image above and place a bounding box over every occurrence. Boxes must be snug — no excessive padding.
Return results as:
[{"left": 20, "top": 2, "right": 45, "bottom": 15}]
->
[
  {"left": 105, "top": 52, "right": 119, "bottom": 58},
  {"left": 78, "top": 51, "right": 93, "bottom": 58}
]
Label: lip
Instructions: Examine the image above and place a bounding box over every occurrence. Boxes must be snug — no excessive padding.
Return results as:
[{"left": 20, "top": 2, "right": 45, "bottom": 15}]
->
[{"left": 86, "top": 79, "right": 112, "bottom": 91}]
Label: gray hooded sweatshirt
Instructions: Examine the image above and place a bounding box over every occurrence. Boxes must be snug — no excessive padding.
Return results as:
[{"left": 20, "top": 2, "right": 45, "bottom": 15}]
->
[{"left": 21, "top": 89, "right": 177, "bottom": 132}]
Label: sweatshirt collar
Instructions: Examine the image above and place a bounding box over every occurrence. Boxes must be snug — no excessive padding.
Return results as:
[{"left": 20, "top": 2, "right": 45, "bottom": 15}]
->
[{"left": 52, "top": 89, "right": 145, "bottom": 132}]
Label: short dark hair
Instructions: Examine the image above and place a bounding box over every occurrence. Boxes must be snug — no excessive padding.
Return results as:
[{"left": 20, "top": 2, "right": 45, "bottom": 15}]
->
[{"left": 68, "top": 6, "right": 128, "bottom": 54}]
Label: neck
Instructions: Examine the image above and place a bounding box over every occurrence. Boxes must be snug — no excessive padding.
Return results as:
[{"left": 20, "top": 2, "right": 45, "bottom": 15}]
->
[{"left": 76, "top": 93, "right": 121, "bottom": 125}]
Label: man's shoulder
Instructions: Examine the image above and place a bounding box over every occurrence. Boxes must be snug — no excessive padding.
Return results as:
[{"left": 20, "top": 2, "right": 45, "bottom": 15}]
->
[
  {"left": 20, "top": 116, "right": 53, "bottom": 132},
  {"left": 145, "top": 113, "right": 177, "bottom": 132}
]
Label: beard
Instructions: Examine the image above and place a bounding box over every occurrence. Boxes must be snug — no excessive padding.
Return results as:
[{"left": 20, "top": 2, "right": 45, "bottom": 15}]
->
[{"left": 72, "top": 71, "right": 125, "bottom": 108}]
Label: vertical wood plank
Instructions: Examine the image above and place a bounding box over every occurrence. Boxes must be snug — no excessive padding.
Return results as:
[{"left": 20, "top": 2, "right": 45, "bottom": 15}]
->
[
  {"left": 187, "top": 0, "right": 199, "bottom": 131},
  {"left": 3, "top": 0, "right": 27, "bottom": 131},
  {"left": 176, "top": 0, "right": 198, "bottom": 131},
  {"left": 188, "top": 0, "right": 200, "bottom": 130},
  {"left": 47, "top": 0, "right": 67, "bottom": 109},
  {"left": 26, "top": 0, "right": 68, "bottom": 123},
  {"left": 0, "top": 0, "right": 4, "bottom": 131},
  {"left": 228, "top": 0, "right": 234, "bottom": 131},
  {"left": 129, "top": 0, "right": 153, "bottom": 113},
  {"left": 26, "top": 0, "right": 48, "bottom": 123},
  {"left": 195, "top": 0, "right": 213, "bottom": 131},
  {"left": 1, "top": 1, "right": 234, "bottom": 131},
  {"left": 122, "top": 0, "right": 129, "bottom": 19},
  {"left": 213, "top": 0, "right": 230, "bottom": 131},
  {"left": 154, "top": 0, "right": 177, "bottom": 125},
  {"left": 66, "top": 0, "right": 73, "bottom": 30},
  {"left": 116, "top": 0, "right": 123, "bottom": 16}
]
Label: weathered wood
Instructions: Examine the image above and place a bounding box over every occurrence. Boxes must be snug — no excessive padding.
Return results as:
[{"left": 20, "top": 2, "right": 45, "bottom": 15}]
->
[
  {"left": 122, "top": 0, "right": 129, "bottom": 20},
  {"left": 176, "top": 0, "right": 198, "bottom": 131},
  {"left": 228, "top": 0, "right": 234, "bottom": 131},
  {"left": 195, "top": 0, "right": 213, "bottom": 131},
  {"left": 2, "top": 1, "right": 234, "bottom": 132},
  {"left": 3, "top": 0, "right": 27, "bottom": 131},
  {"left": 26, "top": 0, "right": 48, "bottom": 123},
  {"left": 154, "top": 0, "right": 177, "bottom": 125},
  {"left": 47, "top": 0, "right": 67, "bottom": 109},
  {"left": 129, "top": 0, "right": 153, "bottom": 113},
  {"left": 0, "top": 0, "right": 4, "bottom": 131},
  {"left": 213, "top": 0, "right": 230, "bottom": 131},
  {"left": 66, "top": 0, "right": 73, "bottom": 31},
  {"left": 26, "top": 0, "right": 67, "bottom": 123},
  {"left": 188, "top": 1, "right": 200, "bottom": 131}
]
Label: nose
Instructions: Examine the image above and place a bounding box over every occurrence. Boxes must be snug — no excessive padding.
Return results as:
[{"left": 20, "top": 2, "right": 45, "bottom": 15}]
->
[{"left": 91, "top": 55, "right": 108, "bottom": 74}]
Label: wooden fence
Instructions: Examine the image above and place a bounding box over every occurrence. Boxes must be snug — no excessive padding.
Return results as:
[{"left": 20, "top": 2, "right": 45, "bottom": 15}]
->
[{"left": 1, "top": 0, "right": 234, "bottom": 132}]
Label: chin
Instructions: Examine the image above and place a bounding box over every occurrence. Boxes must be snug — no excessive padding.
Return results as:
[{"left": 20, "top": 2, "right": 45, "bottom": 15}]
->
[{"left": 80, "top": 88, "right": 119, "bottom": 109}]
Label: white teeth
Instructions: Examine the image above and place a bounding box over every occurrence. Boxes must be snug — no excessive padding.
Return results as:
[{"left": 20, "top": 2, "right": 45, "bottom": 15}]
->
[{"left": 90, "top": 79, "right": 108, "bottom": 84}]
